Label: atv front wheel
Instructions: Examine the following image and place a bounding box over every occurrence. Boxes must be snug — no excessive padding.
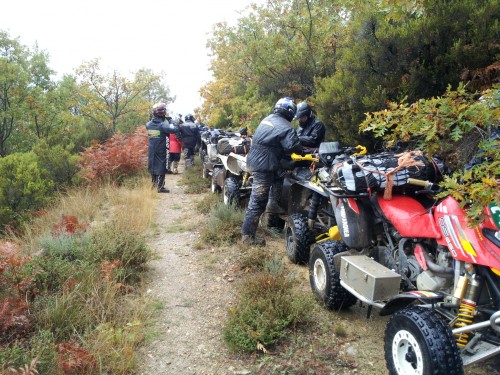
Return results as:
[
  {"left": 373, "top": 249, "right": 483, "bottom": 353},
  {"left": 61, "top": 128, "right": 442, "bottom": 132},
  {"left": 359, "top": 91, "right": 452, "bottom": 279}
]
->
[
  {"left": 384, "top": 306, "right": 463, "bottom": 375},
  {"left": 223, "top": 177, "right": 240, "bottom": 206},
  {"left": 285, "top": 213, "right": 310, "bottom": 264},
  {"left": 309, "top": 240, "right": 357, "bottom": 310}
]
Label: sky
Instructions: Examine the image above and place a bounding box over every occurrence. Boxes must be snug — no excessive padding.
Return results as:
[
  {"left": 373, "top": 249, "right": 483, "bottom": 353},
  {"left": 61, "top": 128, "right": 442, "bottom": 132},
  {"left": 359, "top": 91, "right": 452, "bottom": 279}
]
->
[{"left": 0, "top": 0, "right": 264, "bottom": 116}]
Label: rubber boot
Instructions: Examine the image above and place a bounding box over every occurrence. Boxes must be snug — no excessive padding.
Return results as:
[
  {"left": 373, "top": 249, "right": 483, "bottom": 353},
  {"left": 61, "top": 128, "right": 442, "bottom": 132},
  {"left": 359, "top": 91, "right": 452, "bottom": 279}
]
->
[
  {"left": 266, "top": 182, "right": 286, "bottom": 215},
  {"left": 172, "top": 161, "right": 179, "bottom": 174},
  {"left": 241, "top": 235, "right": 266, "bottom": 246}
]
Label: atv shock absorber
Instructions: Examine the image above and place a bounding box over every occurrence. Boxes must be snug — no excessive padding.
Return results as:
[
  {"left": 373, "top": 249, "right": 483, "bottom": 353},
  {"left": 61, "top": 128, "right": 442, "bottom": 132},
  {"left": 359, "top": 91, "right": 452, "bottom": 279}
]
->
[
  {"left": 308, "top": 192, "right": 321, "bottom": 230},
  {"left": 242, "top": 172, "right": 249, "bottom": 187},
  {"left": 453, "top": 275, "right": 481, "bottom": 347}
]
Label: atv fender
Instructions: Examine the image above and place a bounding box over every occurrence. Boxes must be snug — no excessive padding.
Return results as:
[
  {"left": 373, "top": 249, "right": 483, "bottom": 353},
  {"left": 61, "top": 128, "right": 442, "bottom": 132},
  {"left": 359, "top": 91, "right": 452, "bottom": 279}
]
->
[
  {"left": 288, "top": 181, "right": 329, "bottom": 214},
  {"left": 294, "top": 180, "right": 329, "bottom": 197},
  {"left": 379, "top": 291, "right": 445, "bottom": 316}
]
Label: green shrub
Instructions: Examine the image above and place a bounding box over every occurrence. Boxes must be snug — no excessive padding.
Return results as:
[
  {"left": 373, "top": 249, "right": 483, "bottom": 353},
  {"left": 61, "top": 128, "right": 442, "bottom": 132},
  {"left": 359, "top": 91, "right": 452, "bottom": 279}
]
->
[
  {"left": 85, "top": 222, "right": 152, "bottom": 280},
  {"left": 24, "top": 234, "right": 93, "bottom": 293},
  {"left": 0, "top": 152, "right": 54, "bottom": 228},
  {"left": 238, "top": 246, "right": 274, "bottom": 272},
  {"left": 33, "top": 140, "right": 81, "bottom": 190},
  {"left": 38, "top": 233, "right": 90, "bottom": 262},
  {"left": 223, "top": 264, "right": 312, "bottom": 352}
]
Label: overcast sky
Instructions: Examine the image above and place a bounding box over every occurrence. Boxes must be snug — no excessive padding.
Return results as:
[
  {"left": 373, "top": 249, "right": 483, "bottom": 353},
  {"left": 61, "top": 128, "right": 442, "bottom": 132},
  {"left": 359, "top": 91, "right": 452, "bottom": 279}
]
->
[{"left": 0, "top": 0, "right": 264, "bottom": 116}]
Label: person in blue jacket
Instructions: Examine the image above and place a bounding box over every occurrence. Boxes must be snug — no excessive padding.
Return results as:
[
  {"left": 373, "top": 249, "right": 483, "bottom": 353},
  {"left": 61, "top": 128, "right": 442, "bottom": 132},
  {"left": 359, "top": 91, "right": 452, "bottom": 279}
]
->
[
  {"left": 146, "top": 102, "right": 178, "bottom": 193},
  {"left": 241, "top": 97, "right": 302, "bottom": 246}
]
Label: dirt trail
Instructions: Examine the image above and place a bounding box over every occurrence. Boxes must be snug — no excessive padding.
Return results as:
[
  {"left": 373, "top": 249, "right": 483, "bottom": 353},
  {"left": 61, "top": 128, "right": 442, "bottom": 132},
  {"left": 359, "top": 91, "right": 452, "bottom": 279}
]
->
[{"left": 139, "top": 172, "right": 251, "bottom": 375}]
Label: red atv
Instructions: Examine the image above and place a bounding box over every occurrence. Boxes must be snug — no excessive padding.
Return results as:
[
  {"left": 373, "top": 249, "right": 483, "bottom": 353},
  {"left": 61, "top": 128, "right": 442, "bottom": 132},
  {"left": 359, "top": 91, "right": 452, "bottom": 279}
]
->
[{"left": 307, "top": 151, "right": 500, "bottom": 374}]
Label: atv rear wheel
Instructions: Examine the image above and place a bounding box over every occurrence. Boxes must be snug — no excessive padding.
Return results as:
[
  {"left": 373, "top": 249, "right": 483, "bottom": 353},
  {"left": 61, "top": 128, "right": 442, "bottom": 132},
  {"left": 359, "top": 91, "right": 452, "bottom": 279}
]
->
[
  {"left": 384, "top": 306, "right": 463, "bottom": 375},
  {"left": 223, "top": 177, "right": 240, "bottom": 206},
  {"left": 285, "top": 213, "right": 311, "bottom": 264},
  {"left": 309, "top": 240, "right": 357, "bottom": 310}
]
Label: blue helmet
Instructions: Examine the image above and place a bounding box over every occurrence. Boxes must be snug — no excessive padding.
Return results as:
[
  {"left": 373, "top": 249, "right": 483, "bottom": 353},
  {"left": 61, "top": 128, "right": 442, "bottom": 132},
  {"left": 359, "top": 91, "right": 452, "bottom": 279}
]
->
[{"left": 273, "top": 97, "right": 297, "bottom": 122}]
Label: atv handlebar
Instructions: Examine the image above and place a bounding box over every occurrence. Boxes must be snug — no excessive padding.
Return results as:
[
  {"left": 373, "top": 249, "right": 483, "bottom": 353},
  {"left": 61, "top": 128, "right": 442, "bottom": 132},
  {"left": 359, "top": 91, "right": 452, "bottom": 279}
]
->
[
  {"left": 351, "top": 145, "right": 367, "bottom": 156},
  {"left": 407, "top": 178, "right": 433, "bottom": 188},
  {"left": 290, "top": 153, "right": 319, "bottom": 162},
  {"left": 407, "top": 178, "right": 443, "bottom": 195}
]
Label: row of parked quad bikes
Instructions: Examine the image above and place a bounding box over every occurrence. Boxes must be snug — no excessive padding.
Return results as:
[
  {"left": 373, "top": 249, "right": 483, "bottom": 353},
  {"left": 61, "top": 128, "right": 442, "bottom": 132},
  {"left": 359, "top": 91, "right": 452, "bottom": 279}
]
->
[{"left": 198, "top": 127, "right": 500, "bottom": 375}]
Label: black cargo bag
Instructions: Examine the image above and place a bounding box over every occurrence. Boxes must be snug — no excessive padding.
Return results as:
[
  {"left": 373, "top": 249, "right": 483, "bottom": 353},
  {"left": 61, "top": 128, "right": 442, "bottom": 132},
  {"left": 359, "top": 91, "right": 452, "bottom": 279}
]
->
[
  {"left": 216, "top": 137, "right": 252, "bottom": 155},
  {"left": 331, "top": 151, "right": 444, "bottom": 197}
]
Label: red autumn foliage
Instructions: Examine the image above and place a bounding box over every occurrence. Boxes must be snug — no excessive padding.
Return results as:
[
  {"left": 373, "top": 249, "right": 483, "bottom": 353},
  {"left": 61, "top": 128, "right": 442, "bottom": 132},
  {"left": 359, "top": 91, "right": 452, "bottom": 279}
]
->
[
  {"left": 0, "top": 296, "right": 32, "bottom": 344},
  {"left": 0, "top": 241, "right": 21, "bottom": 260},
  {"left": 1, "top": 244, "right": 38, "bottom": 342},
  {"left": 99, "top": 259, "right": 122, "bottom": 282},
  {"left": 51, "top": 215, "right": 89, "bottom": 237},
  {"left": 78, "top": 126, "right": 148, "bottom": 184},
  {"left": 56, "top": 342, "right": 97, "bottom": 375}
]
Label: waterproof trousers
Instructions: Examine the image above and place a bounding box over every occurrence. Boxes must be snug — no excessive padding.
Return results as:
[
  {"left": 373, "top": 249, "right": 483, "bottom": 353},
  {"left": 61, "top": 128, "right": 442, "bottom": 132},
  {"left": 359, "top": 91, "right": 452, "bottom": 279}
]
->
[
  {"left": 183, "top": 147, "right": 195, "bottom": 169},
  {"left": 241, "top": 171, "right": 283, "bottom": 237}
]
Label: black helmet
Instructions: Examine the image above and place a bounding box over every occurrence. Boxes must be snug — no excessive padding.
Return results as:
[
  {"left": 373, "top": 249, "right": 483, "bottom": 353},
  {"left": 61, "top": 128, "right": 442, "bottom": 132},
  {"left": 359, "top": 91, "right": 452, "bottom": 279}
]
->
[
  {"left": 152, "top": 102, "right": 167, "bottom": 117},
  {"left": 294, "top": 101, "right": 312, "bottom": 120},
  {"left": 273, "top": 97, "right": 297, "bottom": 122},
  {"left": 185, "top": 113, "right": 195, "bottom": 122}
]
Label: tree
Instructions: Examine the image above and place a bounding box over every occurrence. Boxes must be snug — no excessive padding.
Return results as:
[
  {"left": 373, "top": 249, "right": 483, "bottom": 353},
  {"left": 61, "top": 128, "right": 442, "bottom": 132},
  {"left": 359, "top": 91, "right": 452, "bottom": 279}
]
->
[
  {"left": 314, "top": 0, "right": 499, "bottom": 146},
  {"left": 0, "top": 31, "right": 32, "bottom": 156},
  {"left": 75, "top": 59, "right": 173, "bottom": 136},
  {"left": 201, "top": 0, "right": 346, "bottom": 130}
]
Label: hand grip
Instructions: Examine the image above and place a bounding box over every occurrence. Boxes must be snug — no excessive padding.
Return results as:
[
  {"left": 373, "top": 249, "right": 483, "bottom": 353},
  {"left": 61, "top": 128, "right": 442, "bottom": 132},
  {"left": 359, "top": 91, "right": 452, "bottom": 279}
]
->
[{"left": 407, "top": 178, "right": 431, "bottom": 187}]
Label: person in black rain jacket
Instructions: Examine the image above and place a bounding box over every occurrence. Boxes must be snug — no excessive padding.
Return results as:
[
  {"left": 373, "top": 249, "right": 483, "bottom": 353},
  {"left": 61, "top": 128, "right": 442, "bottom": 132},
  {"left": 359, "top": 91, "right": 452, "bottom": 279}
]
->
[
  {"left": 294, "top": 101, "right": 325, "bottom": 150},
  {"left": 241, "top": 97, "right": 302, "bottom": 246},
  {"left": 146, "top": 102, "right": 178, "bottom": 193},
  {"left": 179, "top": 113, "right": 201, "bottom": 169}
]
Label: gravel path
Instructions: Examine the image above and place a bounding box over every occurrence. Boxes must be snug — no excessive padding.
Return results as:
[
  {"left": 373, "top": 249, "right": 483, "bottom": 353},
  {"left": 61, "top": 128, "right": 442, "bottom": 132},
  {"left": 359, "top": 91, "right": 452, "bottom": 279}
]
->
[{"left": 139, "top": 173, "right": 251, "bottom": 375}]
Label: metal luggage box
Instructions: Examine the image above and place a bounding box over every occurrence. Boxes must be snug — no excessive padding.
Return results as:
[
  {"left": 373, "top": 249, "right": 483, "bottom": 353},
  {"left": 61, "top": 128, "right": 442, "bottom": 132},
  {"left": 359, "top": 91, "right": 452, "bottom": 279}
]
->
[{"left": 340, "top": 255, "right": 401, "bottom": 302}]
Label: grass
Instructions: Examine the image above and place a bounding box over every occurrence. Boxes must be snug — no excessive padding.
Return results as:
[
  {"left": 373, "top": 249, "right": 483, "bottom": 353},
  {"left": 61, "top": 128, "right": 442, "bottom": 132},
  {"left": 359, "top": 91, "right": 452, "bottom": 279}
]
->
[
  {"left": 0, "top": 175, "right": 157, "bottom": 374},
  {"left": 178, "top": 162, "right": 210, "bottom": 194},
  {"left": 200, "top": 201, "right": 245, "bottom": 245}
]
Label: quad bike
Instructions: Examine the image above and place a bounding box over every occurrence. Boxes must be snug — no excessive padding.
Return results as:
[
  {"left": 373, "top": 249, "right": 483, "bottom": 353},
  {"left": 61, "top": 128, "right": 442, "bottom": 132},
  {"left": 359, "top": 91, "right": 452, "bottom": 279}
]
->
[
  {"left": 210, "top": 130, "right": 252, "bottom": 206},
  {"left": 281, "top": 142, "right": 367, "bottom": 264},
  {"left": 304, "top": 152, "right": 500, "bottom": 374},
  {"left": 214, "top": 152, "right": 253, "bottom": 206},
  {"left": 200, "top": 127, "right": 248, "bottom": 192}
]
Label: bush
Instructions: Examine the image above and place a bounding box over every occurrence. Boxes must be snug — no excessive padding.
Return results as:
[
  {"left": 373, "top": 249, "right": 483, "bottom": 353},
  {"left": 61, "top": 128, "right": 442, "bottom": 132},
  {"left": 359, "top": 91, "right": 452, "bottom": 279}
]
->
[
  {"left": 0, "top": 152, "right": 54, "bottom": 229},
  {"left": 86, "top": 222, "right": 152, "bottom": 281},
  {"left": 360, "top": 84, "right": 499, "bottom": 224},
  {"left": 33, "top": 140, "right": 81, "bottom": 190},
  {"left": 223, "top": 262, "right": 311, "bottom": 352},
  {"left": 78, "top": 126, "right": 148, "bottom": 184},
  {"left": 0, "top": 330, "right": 57, "bottom": 374}
]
